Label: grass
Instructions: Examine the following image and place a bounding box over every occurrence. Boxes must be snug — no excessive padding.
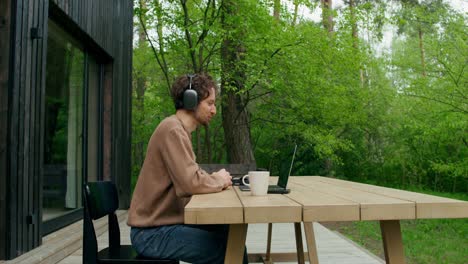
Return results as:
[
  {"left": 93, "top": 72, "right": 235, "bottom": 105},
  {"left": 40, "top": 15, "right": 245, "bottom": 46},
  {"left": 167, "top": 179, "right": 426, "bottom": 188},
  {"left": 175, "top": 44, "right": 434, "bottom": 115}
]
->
[{"left": 335, "top": 190, "right": 468, "bottom": 264}]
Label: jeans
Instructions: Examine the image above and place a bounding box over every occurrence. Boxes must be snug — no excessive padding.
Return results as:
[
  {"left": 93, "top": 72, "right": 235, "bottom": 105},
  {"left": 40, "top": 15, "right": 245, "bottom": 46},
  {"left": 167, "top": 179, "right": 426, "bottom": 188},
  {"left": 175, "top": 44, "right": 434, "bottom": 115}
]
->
[{"left": 131, "top": 224, "right": 248, "bottom": 264}]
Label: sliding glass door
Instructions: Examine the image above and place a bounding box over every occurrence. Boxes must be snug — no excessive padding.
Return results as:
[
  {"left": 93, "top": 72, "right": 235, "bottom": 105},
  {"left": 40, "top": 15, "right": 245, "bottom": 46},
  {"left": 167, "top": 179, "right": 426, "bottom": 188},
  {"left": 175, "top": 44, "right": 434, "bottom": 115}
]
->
[{"left": 42, "top": 20, "right": 103, "bottom": 232}]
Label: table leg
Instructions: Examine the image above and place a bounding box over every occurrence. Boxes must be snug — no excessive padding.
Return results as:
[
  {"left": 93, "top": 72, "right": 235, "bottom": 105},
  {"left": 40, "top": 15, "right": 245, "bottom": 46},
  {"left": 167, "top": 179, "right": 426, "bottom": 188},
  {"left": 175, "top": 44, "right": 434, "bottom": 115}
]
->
[
  {"left": 294, "top": 222, "right": 305, "bottom": 264},
  {"left": 264, "top": 223, "right": 273, "bottom": 264},
  {"left": 303, "top": 222, "right": 319, "bottom": 264},
  {"left": 380, "top": 220, "right": 406, "bottom": 264},
  {"left": 225, "top": 224, "right": 248, "bottom": 264}
]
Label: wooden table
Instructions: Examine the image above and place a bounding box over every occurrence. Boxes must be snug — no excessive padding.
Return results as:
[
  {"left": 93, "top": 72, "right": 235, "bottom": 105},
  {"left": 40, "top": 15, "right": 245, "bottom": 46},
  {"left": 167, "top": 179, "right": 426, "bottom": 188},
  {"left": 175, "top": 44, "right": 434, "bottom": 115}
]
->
[{"left": 184, "top": 176, "right": 468, "bottom": 264}]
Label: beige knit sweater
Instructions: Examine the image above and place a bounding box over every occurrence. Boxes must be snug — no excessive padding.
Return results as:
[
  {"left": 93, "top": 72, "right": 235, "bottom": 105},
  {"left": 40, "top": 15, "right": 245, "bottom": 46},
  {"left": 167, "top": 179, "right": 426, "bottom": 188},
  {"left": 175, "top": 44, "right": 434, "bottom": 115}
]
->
[{"left": 127, "top": 115, "right": 225, "bottom": 227}]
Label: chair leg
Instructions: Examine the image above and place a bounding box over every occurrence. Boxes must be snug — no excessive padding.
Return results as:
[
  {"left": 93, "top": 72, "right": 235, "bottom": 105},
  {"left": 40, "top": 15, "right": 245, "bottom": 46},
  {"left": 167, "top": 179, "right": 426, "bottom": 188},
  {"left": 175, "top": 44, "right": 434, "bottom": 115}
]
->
[
  {"left": 304, "top": 222, "right": 319, "bottom": 264},
  {"left": 294, "top": 222, "right": 305, "bottom": 264}
]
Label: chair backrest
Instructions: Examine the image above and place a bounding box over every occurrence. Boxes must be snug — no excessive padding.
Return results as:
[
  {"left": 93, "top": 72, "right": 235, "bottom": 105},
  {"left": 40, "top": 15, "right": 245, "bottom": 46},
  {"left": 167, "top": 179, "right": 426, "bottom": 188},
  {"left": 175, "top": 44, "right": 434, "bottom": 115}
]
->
[
  {"left": 85, "top": 181, "right": 119, "bottom": 220},
  {"left": 83, "top": 181, "right": 121, "bottom": 264},
  {"left": 199, "top": 163, "right": 256, "bottom": 177}
]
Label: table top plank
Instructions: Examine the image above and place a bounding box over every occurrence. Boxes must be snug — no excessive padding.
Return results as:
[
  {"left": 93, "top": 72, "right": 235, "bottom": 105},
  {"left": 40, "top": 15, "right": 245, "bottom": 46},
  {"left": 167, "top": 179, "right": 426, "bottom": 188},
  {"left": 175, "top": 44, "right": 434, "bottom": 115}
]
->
[
  {"left": 234, "top": 186, "right": 302, "bottom": 223},
  {"left": 312, "top": 176, "right": 468, "bottom": 219},
  {"left": 184, "top": 187, "right": 244, "bottom": 224},
  {"left": 184, "top": 176, "right": 468, "bottom": 226},
  {"left": 286, "top": 182, "right": 360, "bottom": 222},
  {"left": 290, "top": 177, "right": 415, "bottom": 221}
]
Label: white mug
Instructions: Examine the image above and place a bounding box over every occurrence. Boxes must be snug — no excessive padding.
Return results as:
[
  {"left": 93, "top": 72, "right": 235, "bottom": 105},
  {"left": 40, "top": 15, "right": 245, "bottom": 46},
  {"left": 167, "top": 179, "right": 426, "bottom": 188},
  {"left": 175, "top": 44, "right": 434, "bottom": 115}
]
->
[{"left": 242, "top": 171, "right": 270, "bottom": 196}]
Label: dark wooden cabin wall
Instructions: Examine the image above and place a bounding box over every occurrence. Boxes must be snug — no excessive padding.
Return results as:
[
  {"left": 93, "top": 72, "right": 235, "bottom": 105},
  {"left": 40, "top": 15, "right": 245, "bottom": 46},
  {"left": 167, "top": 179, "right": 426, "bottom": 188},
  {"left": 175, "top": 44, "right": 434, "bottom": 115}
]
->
[
  {"left": 50, "top": 0, "right": 134, "bottom": 207},
  {"left": 0, "top": 0, "right": 12, "bottom": 259},
  {"left": 2, "top": 0, "right": 48, "bottom": 259},
  {"left": 16, "top": 0, "right": 45, "bottom": 257},
  {"left": 1, "top": 0, "right": 132, "bottom": 260}
]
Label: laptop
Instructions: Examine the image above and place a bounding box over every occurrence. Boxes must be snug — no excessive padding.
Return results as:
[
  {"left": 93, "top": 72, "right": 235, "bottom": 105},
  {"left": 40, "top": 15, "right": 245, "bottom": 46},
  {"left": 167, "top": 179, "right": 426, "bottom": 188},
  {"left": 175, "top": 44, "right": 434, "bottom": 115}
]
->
[{"left": 240, "top": 144, "right": 297, "bottom": 194}]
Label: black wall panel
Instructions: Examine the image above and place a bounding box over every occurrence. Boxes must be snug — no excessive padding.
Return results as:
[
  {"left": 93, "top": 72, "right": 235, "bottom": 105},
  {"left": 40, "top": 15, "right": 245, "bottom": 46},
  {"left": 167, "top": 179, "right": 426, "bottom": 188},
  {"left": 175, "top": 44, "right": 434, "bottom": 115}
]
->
[
  {"left": 0, "top": 0, "right": 12, "bottom": 259},
  {"left": 3, "top": 0, "right": 48, "bottom": 258}
]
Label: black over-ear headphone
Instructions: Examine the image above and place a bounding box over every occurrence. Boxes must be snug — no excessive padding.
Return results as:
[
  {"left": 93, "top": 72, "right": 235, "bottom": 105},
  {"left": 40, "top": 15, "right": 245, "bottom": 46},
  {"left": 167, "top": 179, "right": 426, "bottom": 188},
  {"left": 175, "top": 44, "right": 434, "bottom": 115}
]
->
[{"left": 183, "top": 74, "right": 198, "bottom": 110}]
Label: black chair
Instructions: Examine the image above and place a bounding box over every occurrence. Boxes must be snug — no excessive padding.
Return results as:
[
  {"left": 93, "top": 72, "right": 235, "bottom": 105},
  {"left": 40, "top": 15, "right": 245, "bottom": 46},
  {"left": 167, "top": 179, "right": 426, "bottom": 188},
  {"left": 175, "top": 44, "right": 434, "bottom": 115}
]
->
[{"left": 83, "top": 181, "right": 179, "bottom": 264}]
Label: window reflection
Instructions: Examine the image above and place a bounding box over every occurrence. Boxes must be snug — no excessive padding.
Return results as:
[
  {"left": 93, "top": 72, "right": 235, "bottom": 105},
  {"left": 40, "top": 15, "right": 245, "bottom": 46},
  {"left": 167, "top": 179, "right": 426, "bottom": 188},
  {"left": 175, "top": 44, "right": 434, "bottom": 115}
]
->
[{"left": 43, "top": 20, "right": 84, "bottom": 220}]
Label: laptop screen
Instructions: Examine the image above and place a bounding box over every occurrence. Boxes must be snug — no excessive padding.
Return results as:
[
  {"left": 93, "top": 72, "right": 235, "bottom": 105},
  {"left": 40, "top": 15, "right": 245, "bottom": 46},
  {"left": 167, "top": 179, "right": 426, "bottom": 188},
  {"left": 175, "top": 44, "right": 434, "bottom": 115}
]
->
[{"left": 277, "top": 144, "right": 297, "bottom": 188}]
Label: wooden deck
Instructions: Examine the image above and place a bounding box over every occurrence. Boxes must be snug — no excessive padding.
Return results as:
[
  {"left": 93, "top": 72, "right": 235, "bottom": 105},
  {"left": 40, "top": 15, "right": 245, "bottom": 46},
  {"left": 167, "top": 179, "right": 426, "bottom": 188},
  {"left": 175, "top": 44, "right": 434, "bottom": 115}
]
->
[{"left": 3, "top": 211, "right": 383, "bottom": 264}]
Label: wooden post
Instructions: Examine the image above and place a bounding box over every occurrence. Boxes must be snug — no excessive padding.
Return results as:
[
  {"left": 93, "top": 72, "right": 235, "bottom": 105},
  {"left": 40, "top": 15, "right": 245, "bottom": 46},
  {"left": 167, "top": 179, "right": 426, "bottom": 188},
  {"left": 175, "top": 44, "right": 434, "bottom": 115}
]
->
[
  {"left": 380, "top": 220, "right": 406, "bottom": 264},
  {"left": 225, "top": 224, "right": 248, "bottom": 264},
  {"left": 303, "top": 222, "right": 319, "bottom": 264},
  {"left": 264, "top": 223, "right": 273, "bottom": 264},
  {"left": 294, "top": 222, "right": 305, "bottom": 264}
]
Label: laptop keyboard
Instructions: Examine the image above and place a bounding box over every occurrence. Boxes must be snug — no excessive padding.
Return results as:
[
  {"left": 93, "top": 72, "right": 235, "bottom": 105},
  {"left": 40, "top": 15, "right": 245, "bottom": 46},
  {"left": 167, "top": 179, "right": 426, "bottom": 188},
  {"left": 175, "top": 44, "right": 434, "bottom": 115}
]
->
[
  {"left": 239, "top": 185, "right": 289, "bottom": 193},
  {"left": 268, "top": 185, "right": 285, "bottom": 191}
]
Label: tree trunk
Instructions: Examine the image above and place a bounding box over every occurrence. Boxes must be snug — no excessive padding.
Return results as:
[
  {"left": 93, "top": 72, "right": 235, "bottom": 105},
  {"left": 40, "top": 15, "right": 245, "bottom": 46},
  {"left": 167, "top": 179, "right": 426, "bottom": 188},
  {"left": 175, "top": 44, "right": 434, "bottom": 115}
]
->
[
  {"left": 324, "top": 158, "right": 333, "bottom": 176},
  {"left": 139, "top": 0, "right": 171, "bottom": 91},
  {"left": 179, "top": 0, "right": 220, "bottom": 162},
  {"left": 321, "top": 0, "right": 334, "bottom": 33},
  {"left": 195, "top": 128, "right": 201, "bottom": 160},
  {"left": 134, "top": 75, "right": 146, "bottom": 168},
  {"left": 292, "top": 0, "right": 299, "bottom": 26},
  {"left": 418, "top": 28, "right": 427, "bottom": 77},
  {"left": 134, "top": 0, "right": 148, "bottom": 168},
  {"left": 221, "top": 0, "right": 255, "bottom": 164},
  {"left": 221, "top": 91, "right": 255, "bottom": 163},
  {"left": 204, "top": 124, "right": 212, "bottom": 163},
  {"left": 273, "top": 0, "right": 280, "bottom": 21},
  {"left": 180, "top": 0, "right": 198, "bottom": 73},
  {"left": 154, "top": 0, "right": 170, "bottom": 79},
  {"left": 349, "top": 0, "right": 358, "bottom": 45},
  {"left": 138, "top": 1, "right": 147, "bottom": 48},
  {"left": 348, "top": 0, "right": 365, "bottom": 87}
]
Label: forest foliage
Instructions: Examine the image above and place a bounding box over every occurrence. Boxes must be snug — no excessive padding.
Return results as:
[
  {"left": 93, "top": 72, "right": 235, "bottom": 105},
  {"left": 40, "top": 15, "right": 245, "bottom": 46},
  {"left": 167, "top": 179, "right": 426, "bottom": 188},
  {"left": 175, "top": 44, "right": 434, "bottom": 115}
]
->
[{"left": 131, "top": 0, "right": 467, "bottom": 193}]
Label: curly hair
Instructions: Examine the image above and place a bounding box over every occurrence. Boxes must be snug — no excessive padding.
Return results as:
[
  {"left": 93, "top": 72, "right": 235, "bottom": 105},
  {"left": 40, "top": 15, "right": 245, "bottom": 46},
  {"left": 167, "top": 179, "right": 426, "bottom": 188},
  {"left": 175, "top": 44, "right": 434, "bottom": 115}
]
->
[{"left": 171, "top": 73, "right": 218, "bottom": 110}]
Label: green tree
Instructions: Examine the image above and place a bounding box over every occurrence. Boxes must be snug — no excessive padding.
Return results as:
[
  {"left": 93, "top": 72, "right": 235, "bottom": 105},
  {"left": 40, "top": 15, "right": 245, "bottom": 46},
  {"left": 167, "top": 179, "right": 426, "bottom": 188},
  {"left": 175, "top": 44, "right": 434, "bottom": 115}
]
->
[
  {"left": 387, "top": 1, "right": 467, "bottom": 191},
  {"left": 220, "top": 0, "right": 256, "bottom": 164},
  {"left": 130, "top": 0, "right": 467, "bottom": 194}
]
